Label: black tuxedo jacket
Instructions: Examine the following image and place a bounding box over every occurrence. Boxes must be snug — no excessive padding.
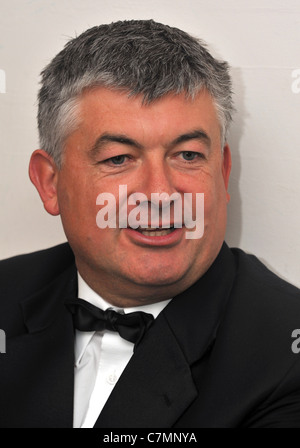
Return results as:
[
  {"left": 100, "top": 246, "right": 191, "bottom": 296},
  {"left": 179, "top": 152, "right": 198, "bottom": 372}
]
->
[{"left": 1, "top": 242, "right": 300, "bottom": 428}]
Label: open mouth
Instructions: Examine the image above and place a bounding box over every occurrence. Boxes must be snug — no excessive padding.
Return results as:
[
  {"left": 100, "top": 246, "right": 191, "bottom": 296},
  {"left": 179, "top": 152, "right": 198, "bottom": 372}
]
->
[{"left": 135, "top": 226, "right": 176, "bottom": 237}]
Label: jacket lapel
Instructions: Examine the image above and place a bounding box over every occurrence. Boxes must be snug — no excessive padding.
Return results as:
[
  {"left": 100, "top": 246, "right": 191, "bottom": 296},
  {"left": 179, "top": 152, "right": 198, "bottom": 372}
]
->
[
  {"left": 95, "top": 243, "right": 237, "bottom": 428},
  {"left": 94, "top": 312, "right": 198, "bottom": 428},
  {"left": 164, "top": 242, "right": 237, "bottom": 366},
  {"left": 0, "top": 265, "right": 77, "bottom": 428}
]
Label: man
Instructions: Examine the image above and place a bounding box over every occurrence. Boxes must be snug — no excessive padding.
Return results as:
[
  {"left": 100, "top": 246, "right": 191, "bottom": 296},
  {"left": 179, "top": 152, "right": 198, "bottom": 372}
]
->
[{"left": 0, "top": 19, "right": 300, "bottom": 428}]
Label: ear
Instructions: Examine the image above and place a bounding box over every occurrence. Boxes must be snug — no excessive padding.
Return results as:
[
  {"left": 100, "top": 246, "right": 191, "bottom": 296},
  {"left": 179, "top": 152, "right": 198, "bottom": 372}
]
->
[
  {"left": 29, "top": 149, "right": 60, "bottom": 216},
  {"left": 222, "top": 143, "right": 232, "bottom": 203}
]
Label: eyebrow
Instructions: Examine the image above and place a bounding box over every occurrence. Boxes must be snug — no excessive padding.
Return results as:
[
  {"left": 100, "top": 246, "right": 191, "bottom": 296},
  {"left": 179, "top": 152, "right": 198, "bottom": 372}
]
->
[
  {"left": 88, "top": 128, "right": 211, "bottom": 157},
  {"left": 88, "top": 133, "right": 143, "bottom": 158},
  {"left": 170, "top": 129, "right": 211, "bottom": 149}
]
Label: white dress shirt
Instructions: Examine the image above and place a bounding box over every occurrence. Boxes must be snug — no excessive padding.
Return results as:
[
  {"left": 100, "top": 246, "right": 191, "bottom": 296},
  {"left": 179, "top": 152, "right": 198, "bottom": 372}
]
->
[{"left": 73, "top": 272, "right": 172, "bottom": 428}]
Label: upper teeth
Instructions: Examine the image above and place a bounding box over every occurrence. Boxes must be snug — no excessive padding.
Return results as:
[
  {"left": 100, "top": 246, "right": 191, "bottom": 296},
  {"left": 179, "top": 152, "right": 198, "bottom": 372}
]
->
[{"left": 139, "top": 228, "right": 174, "bottom": 236}]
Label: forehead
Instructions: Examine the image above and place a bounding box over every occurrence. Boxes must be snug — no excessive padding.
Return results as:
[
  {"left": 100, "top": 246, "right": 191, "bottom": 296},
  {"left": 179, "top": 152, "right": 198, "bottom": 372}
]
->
[{"left": 75, "top": 87, "right": 221, "bottom": 146}]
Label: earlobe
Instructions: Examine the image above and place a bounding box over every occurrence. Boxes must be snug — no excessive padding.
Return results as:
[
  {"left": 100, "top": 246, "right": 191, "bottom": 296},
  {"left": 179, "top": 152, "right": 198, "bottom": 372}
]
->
[
  {"left": 29, "top": 150, "right": 60, "bottom": 216},
  {"left": 222, "top": 144, "right": 232, "bottom": 203}
]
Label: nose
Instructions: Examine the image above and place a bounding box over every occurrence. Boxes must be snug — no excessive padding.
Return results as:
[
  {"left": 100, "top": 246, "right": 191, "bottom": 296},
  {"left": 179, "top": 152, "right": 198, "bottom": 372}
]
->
[
  {"left": 139, "top": 154, "right": 177, "bottom": 200},
  {"left": 126, "top": 153, "right": 183, "bottom": 228},
  {"left": 137, "top": 156, "right": 182, "bottom": 227}
]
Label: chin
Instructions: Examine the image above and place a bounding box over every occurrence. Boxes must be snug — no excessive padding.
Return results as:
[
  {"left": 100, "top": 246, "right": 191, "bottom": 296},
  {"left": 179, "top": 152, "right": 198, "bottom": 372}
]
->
[{"left": 127, "top": 264, "right": 189, "bottom": 289}]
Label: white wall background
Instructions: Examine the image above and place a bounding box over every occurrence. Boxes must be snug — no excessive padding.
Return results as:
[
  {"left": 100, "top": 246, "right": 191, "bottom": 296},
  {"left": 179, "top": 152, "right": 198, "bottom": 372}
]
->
[{"left": 0, "top": 0, "right": 299, "bottom": 287}]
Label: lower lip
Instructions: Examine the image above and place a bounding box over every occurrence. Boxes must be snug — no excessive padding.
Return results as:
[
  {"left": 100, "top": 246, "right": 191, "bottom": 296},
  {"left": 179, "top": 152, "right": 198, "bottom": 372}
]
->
[{"left": 124, "top": 227, "right": 184, "bottom": 247}]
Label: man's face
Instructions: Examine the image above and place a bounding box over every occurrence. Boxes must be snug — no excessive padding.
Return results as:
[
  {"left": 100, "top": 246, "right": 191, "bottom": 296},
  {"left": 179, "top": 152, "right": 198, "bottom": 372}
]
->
[{"left": 44, "top": 87, "right": 231, "bottom": 305}]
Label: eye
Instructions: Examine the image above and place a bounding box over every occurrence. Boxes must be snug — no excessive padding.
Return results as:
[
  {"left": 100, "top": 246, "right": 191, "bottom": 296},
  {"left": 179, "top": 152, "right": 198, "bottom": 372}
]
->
[
  {"left": 97, "top": 153, "right": 134, "bottom": 169},
  {"left": 107, "top": 155, "right": 128, "bottom": 165},
  {"left": 181, "top": 151, "right": 201, "bottom": 161}
]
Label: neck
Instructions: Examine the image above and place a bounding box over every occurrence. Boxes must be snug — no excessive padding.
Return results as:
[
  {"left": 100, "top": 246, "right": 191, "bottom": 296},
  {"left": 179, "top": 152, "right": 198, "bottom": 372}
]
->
[{"left": 75, "top": 262, "right": 201, "bottom": 308}]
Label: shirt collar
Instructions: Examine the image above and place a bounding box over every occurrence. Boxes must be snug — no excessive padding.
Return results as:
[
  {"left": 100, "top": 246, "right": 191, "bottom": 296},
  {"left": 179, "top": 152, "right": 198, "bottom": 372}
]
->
[
  {"left": 75, "top": 272, "right": 172, "bottom": 365},
  {"left": 77, "top": 272, "right": 171, "bottom": 317}
]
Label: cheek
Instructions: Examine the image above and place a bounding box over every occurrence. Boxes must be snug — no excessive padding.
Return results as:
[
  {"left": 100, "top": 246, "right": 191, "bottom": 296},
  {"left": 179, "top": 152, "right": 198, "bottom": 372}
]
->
[
  {"left": 202, "top": 175, "right": 228, "bottom": 221},
  {"left": 57, "top": 177, "right": 99, "bottom": 238}
]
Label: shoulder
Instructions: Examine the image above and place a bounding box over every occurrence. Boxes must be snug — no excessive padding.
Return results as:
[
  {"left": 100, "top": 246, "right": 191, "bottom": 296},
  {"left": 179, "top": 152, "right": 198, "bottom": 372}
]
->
[
  {"left": 0, "top": 243, "right": 75, "bottom": 331},
  {"left": 231, "top": 247, "right": 300, "bottom": 304},
  {"left": 224, "top": 248, "right": 300, "bottom": 427},
  {"left": 0, "top": 243, "right": 74, "bottom": 290},
  {"left": 219, "top": 247, "right": 300, "bottom": 371},
  {"left": 220, "top": 247, "right": 300, "bottom": 373},
  {"left": 226, "top": 247, "right": 300, "bottom": 341}
]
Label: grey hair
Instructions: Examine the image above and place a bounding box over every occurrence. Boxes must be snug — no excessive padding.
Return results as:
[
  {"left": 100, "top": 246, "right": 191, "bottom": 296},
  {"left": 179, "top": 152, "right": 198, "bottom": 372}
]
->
[{"left": 38, "top": 19, "right": 234, "bottom": 168}]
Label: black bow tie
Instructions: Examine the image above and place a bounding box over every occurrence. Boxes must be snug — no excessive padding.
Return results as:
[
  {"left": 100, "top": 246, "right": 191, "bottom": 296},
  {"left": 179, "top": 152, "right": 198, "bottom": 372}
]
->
[{"left": 66, "top": 298, "right": 154, "bottom": 347}]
